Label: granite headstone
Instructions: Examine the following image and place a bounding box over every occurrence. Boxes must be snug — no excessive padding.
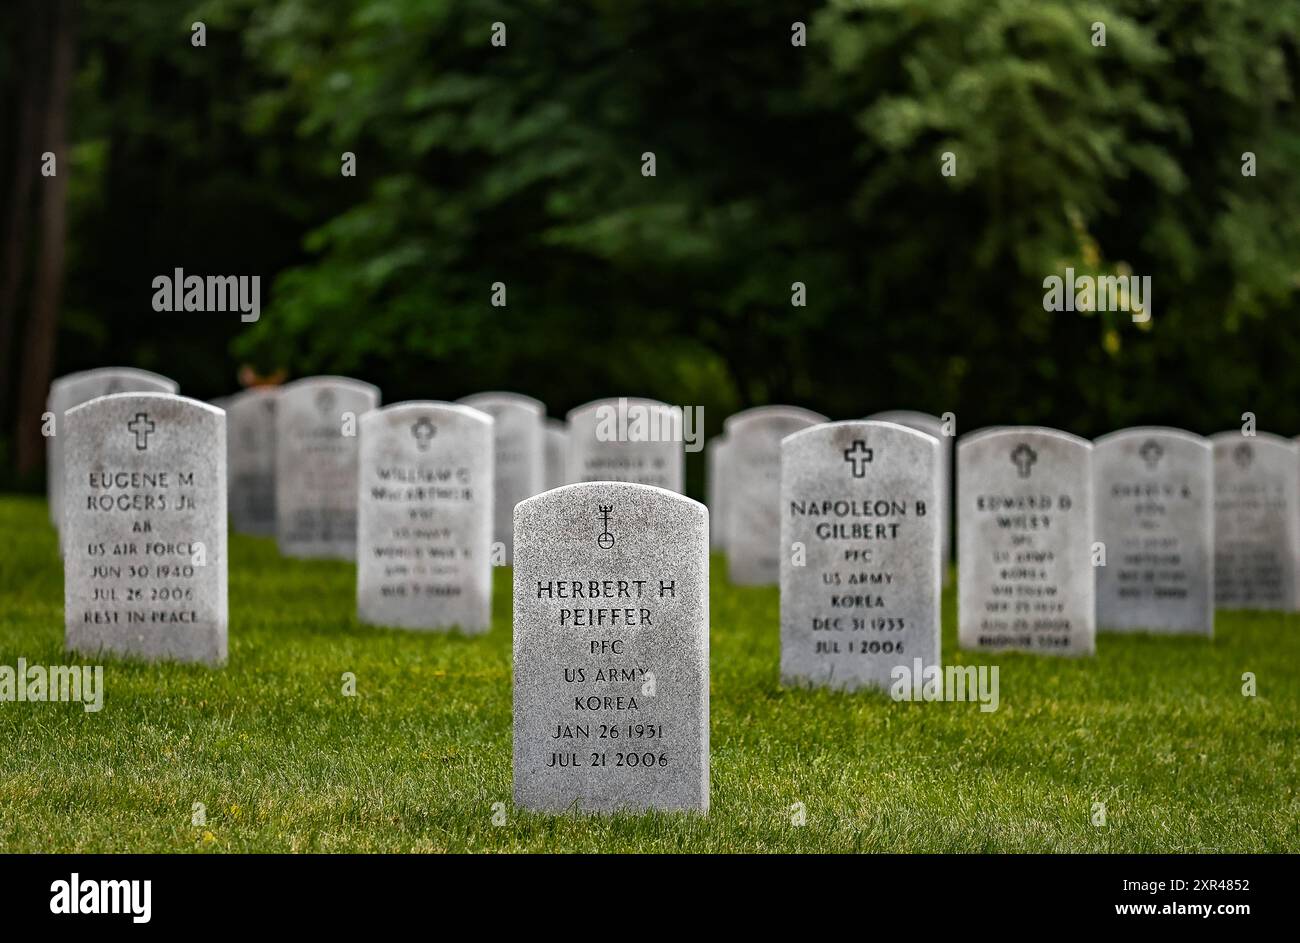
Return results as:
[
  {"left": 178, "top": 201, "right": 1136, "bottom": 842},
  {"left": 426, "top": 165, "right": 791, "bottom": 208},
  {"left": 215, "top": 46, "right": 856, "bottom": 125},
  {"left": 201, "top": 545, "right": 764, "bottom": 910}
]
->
[
  {"left": 513, "top": 482, "right": 709, "bottom": 813},
  {"left": 544, "top": 419, "right": 568, "bottom": 491},
  {"left": 565, "top": 398, "right": 685, "bottom": 493},
  {"left": 275, "top": 376, "right": 380, "bottom": 559},
  {"left": 1094, "top": 428, "right": 1213, "bottom": 634},
  {"left": 63, "top": 393, "right": 227, "bottom": 665},
  {"left": 1211, "top": 432, "right": 1299, "bottom": 610},
  {"left": 780, "top": 421, "right": 941, "bottom": 690},
  {"left": 356, "top": 402, "right": 494, "bottom": 632},
  {"left": 958, "top": 427, "right": 1096, "bottom": 655},
  {"left": 706, "top": 435, "right": 730, "bottom": 552},
  {"left": 867, "top": 410, "right": 952, "bottom": 581},
  {"left": 457, "top": 392, "right": 544, "bottom": 563},
  {"left": 723, "top": 406, "right": 828, "bottom": 585},
  {"left": 224, "top": 387, "right": 279, "bottom": 536},
  {"left": 48, "top": 368, "right": 178, "bottom": 530}
]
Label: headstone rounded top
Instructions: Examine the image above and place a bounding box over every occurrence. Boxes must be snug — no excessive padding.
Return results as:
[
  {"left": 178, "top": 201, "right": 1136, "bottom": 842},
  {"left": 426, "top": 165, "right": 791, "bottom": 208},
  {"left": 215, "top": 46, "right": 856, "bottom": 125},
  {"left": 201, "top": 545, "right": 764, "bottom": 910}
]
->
[
  {"left": 516, "top": 479, "right": 705, "bottom": 518},
  {"left": 724, "top": 405, "right": 828, "bottom": 433},
  {"left": 222, "top": 386, "right": 279, "bottom": 411},
  {"left": 1208, "top": 430, "right": 1298, "bottom": 451},
  {"left": 958, "top": 425, "right": 1092, "bottom": 451},
  {"left": 363, "top": 400, "right": 493, "bottom": 427},
  {"left": 1094, "top": 426, "right": 1209, "bottom": 449},
  {"left": 51, "top": 366, "right": 178, "bottom": 397},
  {"left": 566, "top": 397, "right": 673, "bottom": 423},
  {"left": 458, "top": 391, "right": 545, "bottom": 414},
  {"left": 864, "top": 410, "right": 943, "bottom": 432},
  {"left": 66, "top": 390, "right": 222, "bottom": 420},
  {"left": 786, "top": 418, "right": 939, "bottom": 450},
  {"left": 280, "top": 375, "right": 381, "bottom": 399}
]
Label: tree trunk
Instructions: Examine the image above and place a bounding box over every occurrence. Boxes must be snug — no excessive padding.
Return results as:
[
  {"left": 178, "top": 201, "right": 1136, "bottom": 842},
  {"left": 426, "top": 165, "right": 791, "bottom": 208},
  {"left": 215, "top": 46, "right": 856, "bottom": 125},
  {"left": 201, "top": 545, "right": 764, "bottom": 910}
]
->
[
  {"left": 0, "top": 0, "right": 49, "bottom": 422},
  {"left": 15, "top": 0, "right": 75, "bottom": 478}
]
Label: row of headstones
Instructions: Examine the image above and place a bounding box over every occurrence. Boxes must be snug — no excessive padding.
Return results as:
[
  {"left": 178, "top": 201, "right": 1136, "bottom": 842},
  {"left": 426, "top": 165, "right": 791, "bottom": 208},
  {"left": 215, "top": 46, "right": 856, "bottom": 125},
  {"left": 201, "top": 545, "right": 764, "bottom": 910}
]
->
[
  {"left": 47, "top": 370, "right": 1299, "bottom": 814},
  {"left": 49, "top": 368, "right": 692, "bottom": 650},
  {"left": 54, "top": 376, "right": 684, "bottom": 549},
  {"left": 207, "top": 384, "right": 687, "bottom": 562}
]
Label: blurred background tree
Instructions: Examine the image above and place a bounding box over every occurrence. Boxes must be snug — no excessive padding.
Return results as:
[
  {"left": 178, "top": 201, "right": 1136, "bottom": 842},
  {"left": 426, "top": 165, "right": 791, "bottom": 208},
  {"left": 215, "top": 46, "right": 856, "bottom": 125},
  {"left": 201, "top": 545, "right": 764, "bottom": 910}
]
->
[{"left": 1, "top": 0, "right": 1297, "bottom": 495}]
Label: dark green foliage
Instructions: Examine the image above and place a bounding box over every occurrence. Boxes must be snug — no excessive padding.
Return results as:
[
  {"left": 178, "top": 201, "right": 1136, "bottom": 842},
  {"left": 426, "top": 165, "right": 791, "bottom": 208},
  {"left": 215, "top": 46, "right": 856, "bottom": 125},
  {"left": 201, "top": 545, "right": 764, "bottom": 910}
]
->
[{"left": 5, "top": 1, "right": 1299, "bottom": 494}]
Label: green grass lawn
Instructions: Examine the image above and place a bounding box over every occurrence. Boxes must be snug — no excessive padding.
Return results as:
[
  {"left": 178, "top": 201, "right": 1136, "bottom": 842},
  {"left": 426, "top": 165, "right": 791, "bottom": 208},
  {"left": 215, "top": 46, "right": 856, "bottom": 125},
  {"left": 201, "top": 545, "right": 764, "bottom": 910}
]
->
[{"left": 0, "top": 494, "right": 1296, "bottom": 853}]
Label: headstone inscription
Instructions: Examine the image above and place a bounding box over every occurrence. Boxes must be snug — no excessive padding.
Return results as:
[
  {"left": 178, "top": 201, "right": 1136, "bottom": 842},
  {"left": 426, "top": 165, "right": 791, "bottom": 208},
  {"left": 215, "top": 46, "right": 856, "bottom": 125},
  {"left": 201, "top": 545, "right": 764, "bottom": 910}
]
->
[
  {"left": 1211, "top": 432, "right": 1299, "bottom": 610},
  {"left": 723, "top": 406, "right": 828, "bottom": 585},
  {"left": 224, "top": 387, "right": 279, "bottom": 536},
  {"left": 63, "top": 393, "right": 227, "bottom": 666},
  {"left": 275, "top": 376, "right": 380, "bottom": 560},
  {"left": 780, "top": 421, "right": 941, "bottom": 690},
  {"left": 513, "top": 482, "right": 709, "bottom": 813},
  {"left": 1094, "top": 428, "right": 1214, "bottom": 635},
  {"left": 867, "top": 410, "right": 952, "bottom": 582},
  {"left": 565, "top": 398, "right": 685, "bottom": 493},
  {"left": 957, "top": 427, "right": 1096, "bottom": 655},
  {"left": 47, "top": 368, "right": 179, "bottom": 530},
  {"left": 545, "top": 419, "right": 569, "bottom": 491},
  {"left": 356, "top": 402, "right": 494, "bottom": 632},
  {"left": 456, "top": 392, "right": 544, "bottom": 563}
]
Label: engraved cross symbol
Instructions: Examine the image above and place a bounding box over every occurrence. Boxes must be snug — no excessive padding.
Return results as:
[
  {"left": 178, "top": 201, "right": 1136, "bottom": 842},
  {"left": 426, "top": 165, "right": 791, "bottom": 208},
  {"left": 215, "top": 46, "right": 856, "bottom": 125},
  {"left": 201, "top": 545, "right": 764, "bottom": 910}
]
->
[
  {"left": 127, "top": 413, "right": 155, "bottom": 451},
  {"left": 411, "top": 417, "right": 436, "bottom": 451},
  {"left": 1139, "top": 439, "right": 1163, "bottom": 469},
  {"left": 1011, "top": 443, "right": 1037, "bottom": 478},
  {"left": 843, "top": 440, "right": 873, "bottom": 477}
]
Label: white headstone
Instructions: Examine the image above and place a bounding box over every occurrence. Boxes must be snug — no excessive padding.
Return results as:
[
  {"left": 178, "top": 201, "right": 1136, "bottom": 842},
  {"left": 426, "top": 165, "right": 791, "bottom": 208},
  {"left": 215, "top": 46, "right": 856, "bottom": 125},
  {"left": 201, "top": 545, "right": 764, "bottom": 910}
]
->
[
  {"left": 275, "top": 376, "right": 380, "bottom": 559},
  {"left": 457, "top": 392, "right": 544, "bottom": 563},
  {"left": 47, "top": 368, "right": 178, "bottom": 530},
  {"left": 867, "top": 410, "right": 952, "bottom": 581},
  {"left": 958, "top": 427, "right": 1096, "bottom": 655},
  {"left": 544, "top": 419, "right": 568, "bottom": 490},
  {"left": 224, "top": 387, "right": 279, "bottom": 536},
  {"left": 513, "top": 482, "right": 709, "bottom": 813},
  {"left": 706, "top": 435, "right": 730, "bottom": 552},
  {"left": 63, "top": 393, "right": 227, "bottom": 665},
  {"left": 723, "top": 406, "right": 828, "bottom": 585},
  {"left": 356, "top": 402, "right": 494, "bottom": 632},
  {"left": 780, "top": 421, "right": 941, "bottom": 690},
  {"left": 1211, "top": 432, "right": 1299, "bottom": 610},
  {"left": 1094, "top": 428, "right": 1213, "bottom": 634},
  {"left": 565, "top": 398, "right": 685, "bottom": 493}
]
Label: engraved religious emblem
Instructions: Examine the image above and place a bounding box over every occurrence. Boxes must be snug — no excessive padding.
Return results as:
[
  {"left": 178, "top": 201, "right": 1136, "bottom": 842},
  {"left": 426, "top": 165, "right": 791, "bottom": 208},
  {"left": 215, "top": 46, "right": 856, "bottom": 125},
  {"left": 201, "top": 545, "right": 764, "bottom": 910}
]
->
[
  {"left": 1010, "top": 443, "right": 1037, "bottom": 478},
  {"left": 314, "top": 388, "right": 336, "bottom": 417},
  {"left": 1139, "top": 439, "right": 1163, "bottom": 469},
  {"left": 127, "top": 412, "right": 155, "bottom": 451},
  {"left": 596, "top": 505, "right": 615, "bottom": 549},
  {"left": 1233, "top": 442, "right": 1254, "bottom": 469},
  {"left": 843, "top": 439, "right": 873, "bottom": 477},
  {"left": 411, "top": 417, "right": 436, "bottom": 451}
]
